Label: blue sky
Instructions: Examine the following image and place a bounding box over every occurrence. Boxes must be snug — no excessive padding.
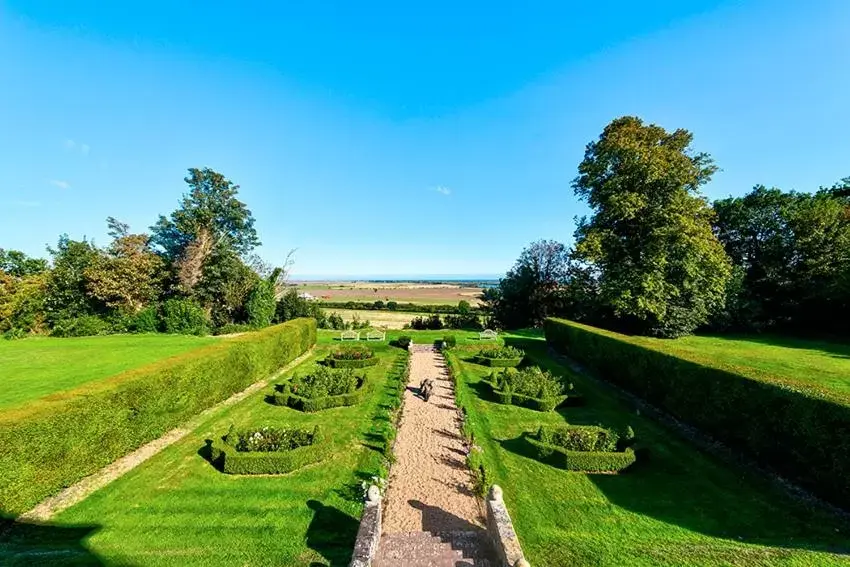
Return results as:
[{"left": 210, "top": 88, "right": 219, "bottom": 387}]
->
[{"left": 1, "top": 1, "right": 848, "bottom": 278}]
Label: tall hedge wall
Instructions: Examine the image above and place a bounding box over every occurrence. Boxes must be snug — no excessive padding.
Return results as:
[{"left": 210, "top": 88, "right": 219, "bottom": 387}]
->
[
  {"left": 0, "top": 318, "right": 316, "bottom": 515},
  {"left": 544, "top": 317, "right": 850, "bottom": 509}
]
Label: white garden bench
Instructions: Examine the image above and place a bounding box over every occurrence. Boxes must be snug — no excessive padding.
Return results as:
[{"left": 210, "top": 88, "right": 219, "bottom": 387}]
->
[
  {"left": 340, "top": 330, "right": 360, "bottom": 341},
  {"left": 479, "top": 329, "right": 498, "bottom": 340},
  {"left": 365, "top": 330, "right": 386, "bottom": 341}
]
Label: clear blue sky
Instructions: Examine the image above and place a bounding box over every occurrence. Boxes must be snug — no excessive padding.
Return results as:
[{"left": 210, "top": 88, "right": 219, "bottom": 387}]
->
[{"left": 1, "top": 1, "right": 848, "bottom": 278}]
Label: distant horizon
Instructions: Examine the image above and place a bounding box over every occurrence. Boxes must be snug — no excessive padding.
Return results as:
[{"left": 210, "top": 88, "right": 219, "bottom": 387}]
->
[{"left": 289, "top": 274, "right": 502, "bottom": 282}]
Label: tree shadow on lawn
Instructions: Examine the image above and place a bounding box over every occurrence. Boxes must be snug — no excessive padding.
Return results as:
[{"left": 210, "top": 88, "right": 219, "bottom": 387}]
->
[
  {"left": 0, "top": 514, "right": 112, "bottom": 566},
  {"left": 305, "top": 500, "right": 359, "bottom": 567},
  {"left": 498, "top": 434, "right": 850, "bottom": 556}
]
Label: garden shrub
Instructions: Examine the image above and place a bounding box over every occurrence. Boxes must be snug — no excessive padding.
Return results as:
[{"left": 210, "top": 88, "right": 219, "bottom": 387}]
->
[
  {"left": 51, "top": 315, "right": 111, "bottom": 337},
  {"left": 210, "top": 424, "right": 329, "bottom": 475},
  {"left": 325, "top": 345, "right": 379, "bottom": 368},
  {"left": 160, "top": 298, "right": 209, "bottom": 335},
  {"left": 528, "top": 425, "right": 637, "bottom": 472},
  {"left": 485, "top": 366, "right": 575, "bottom": 411},
  {"left": 473, "top": 345, "right": 525, "bottom": 367},
  {"left": 2, "top": 327, "right": 27, "bottom": 340},
  {"left": 130, "top": 305, "right": 159, "bottom": 333},
  {"left": 395, "top": 335, "right": 412, "bottom": 349},
  {"left": 442, "top": 335, "right": 457, "bottom": 349},
  {"left": 272, "top": 365, "right": 369, "bottom": 412},
  {"left": 544, "top": 317, "right": 850, "bottom": 508},
  {"left": 0, "top": 318, "right": 317, "bottom": 515}
]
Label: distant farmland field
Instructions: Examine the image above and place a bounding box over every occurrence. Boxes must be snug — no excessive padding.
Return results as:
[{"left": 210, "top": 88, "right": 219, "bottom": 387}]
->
[
  {"left": 327, "top": 308, "right": 425, "bottom": 329},
  {"left": 293, "top": 281, "right": 484, "bottom": 306}
]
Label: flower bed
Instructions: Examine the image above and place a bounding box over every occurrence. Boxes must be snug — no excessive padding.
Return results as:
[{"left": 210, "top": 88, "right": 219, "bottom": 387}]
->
[
  {"left": 473, "top": 346, "right": 525, "bottom": 367},
  {"left": 484, "top": 366, "right": 579, "bottom": 411},
  {"left": 324, "top": 345, "right": 379, "bottom": 368},
  {"left": 272, "top": 365, "right": 369, "bottom": 412},
  {"left": 526, "top": 424, "right": 637, "bottom": 472},
  {"left": 210, "top": 425, "right": 329, "bottom": 474}
]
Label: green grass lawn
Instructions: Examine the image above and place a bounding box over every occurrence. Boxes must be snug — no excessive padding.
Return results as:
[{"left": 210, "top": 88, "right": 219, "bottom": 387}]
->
[
  {"left": 450, "top": 335, "right": 850, "bottom": 567},
  {"left": 624, "top": 333, "right": 850, "bottom": 402},
  {"left": 2, "top": 341, "right": 406, "bottom": 566},
  {"left": 0, "top": 334, "right": 218, "bottom": 410}
]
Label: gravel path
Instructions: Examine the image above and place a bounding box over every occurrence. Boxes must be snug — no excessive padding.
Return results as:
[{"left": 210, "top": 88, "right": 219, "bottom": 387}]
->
[
  {"left": 17, "top": 347, "right": 315, "bottom": 523},
  {"left": 382, "top": 346, "right": 484, "bottom": 533}
]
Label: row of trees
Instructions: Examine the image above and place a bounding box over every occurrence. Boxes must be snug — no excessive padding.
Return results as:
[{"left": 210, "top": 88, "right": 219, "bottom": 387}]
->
[
  {"left": 485, "top": 116, "right": 850, "bottom": 338},
  {"left": 0, "top": 168, "right": 319, "bottom": 337}
]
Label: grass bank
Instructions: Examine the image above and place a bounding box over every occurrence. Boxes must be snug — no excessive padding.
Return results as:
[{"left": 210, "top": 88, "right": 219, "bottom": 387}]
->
[{"left": 448, "top": 335, "right": 850, "bottom": 566}]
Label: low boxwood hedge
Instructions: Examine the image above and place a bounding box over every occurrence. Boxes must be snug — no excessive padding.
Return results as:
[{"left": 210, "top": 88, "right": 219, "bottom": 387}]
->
[
  {"left": 484, "top": 380, "right": 573, "bottom": 411},
  {"left": 526, "top": 433, "right": 637, "bottom": 472},
  {"left": 0, "top": 318, "right": 317, "bottom": 515},
  {"left": 273, "top": 375, "right": 370, "bottom": 412},
  {"left": 324, "top": 356, "right": 379, "bottom": 369},
  {"left": 210, "top": 426, "right": 330, "bottom": 475},
  {"left": 473, "top": 356, "right": 524, "bottom": 368},
  {"left": 544, "top": 317, "right": 850, "bottom": 508}
]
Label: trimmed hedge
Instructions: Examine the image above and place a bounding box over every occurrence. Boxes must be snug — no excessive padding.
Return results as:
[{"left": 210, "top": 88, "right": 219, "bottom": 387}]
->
[
  {"left": 526, "top": 433, "right": 637, "bottom": 472},
  {"left": 0, "top": 318, "right": 316, "bottom": 515},
  {"left": 209, "top": 427, "right": 329, "bottom": 475},
  {"left": 473, "top": 355, "right": 524, "bottom": 368},
  {"left": 324, "top": 356, "right": 379, "bottom": 369},
  {"left": 544, "top": 317, "right": 850, "bottom": 508},
  {"left": 273, "top": 376, "right": 370, "bottom": 412},
  {"left": 483, "top": 379, "right": 572, "bottom": 412}
]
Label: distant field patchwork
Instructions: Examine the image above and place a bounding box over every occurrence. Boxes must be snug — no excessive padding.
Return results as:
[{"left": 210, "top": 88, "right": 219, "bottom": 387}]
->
[{"left": 293, "top": 281, "right": 484, "bottom": 305}]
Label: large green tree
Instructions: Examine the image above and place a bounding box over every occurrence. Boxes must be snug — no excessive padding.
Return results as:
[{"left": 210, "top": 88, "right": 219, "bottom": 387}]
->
[
  {"left": 151, "top": 168, "right": 260, "bottom": 292},
  {"left": 572, "top": 116, "right": 731, "bottom": 337},
  {"left": 0, "top": 249, "right": 48, "bottom": 277},
  {"left": 84, "top": 218, "right": 166, "bottom": 313},
  {"left": 492, "top": 240, "right": 571, "bottom": 329},
  {"left": 43, "top": 235, "right": 102, "bottom": 324}
]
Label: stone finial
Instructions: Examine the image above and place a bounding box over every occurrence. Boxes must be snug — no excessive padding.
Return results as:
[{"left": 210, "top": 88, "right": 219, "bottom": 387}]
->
[
  {"left": 489, "top": 484, "right": 503, "bottom": 502},
  {"left": 366, "top": 485, "right": 381, "bottom": 504},
  {"left": 514, "top": 559, "right": 530, "bottom": 567}
]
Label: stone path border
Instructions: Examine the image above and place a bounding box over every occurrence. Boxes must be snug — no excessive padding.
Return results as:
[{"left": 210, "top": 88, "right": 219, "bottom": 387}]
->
[{"left": 17, "top": 347, "right": 315, "bottom": 523}]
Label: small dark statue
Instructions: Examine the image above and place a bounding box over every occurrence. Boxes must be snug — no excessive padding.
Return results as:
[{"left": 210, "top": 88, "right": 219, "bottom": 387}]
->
[{"left": 419, "top": 378, "right": 435, "bottom": 402}]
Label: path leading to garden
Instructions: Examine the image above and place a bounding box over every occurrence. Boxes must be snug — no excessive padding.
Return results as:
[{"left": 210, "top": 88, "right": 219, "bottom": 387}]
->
[
  {"left": 376, "top": 345, "right": 493, "bottom": 566},
  {"left": 17, "top": 347, "right": 315, "bottom": 523}
]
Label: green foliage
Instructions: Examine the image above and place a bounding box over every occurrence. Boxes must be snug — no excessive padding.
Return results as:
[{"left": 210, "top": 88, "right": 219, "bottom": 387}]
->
[
  {"left": 386, "top": 300, "right": 398, "bottom": 310},
  {"left": 712, "top": 183, "right": 850, "bottom": 334},
  {"left": 288, "top": 365, "right": 360, "bottom": 398},
  {"left": 150, "top": 167, "right": 260, "bottom": 261},
  {"left": 492, "top": 240, "right": 571, "bottom": 329},
  {"left": 2, "top": 327, "right": 27, "bottom": 340},
  {"left": 409, "top": 314, "right": 444, "bottom": 330},
  {"left": 442, "top": 335, "right": 457, "bottom": 349},
  {"left": 572, "top": 116, "right": 732, "bottom": 337},
  {"left": 230, "top": 425, "right": 317, "bottom": 452},
  {"left": 395, "top": 335, "right": 412, "bottom": 349},
  {"left": 194, "top": 247, "right": 259, "bottom": 327},
  {"left": 485, "top": 366, "right": 573, "bottom": 411},
  {"left": 160, "top": 298, "right": 209, "bottom": 335},
  {"left": 319, "top": 300, "right": 469, "bottom": 314},
  {"left": 276, "top": 288, "right": 324, "bottom": 323},
  {"left": 130, "top": 305, "right": 160, "bottom": 333},
  {"left": 331, "top": 345, "right": 374, "bottom": 360},
  {"left": 44, "top": 235, "right": 102, "bottom": 324},
  {"left": 545, "top": 317, "right": 850, "bottom": 508},
  {"left": 245, "top": 279, "right": 276, "bottom": 328},
  {"left": 84, "top": 218, "right": 166, "bottom": 313},
  {"left": 479, "top": 345, "right": 525, "bottom": 359},
  {"left": 527, "top": 429, "right": 637, "bottom": 473},
  {"left": 274, "top": 366, "right": 369, "bottom": 412},
  {"left": 324, "top": 356, "right": 379, "bottom": 369},
  {"left": 0, "top": 318, "right": 316, "bottom": 514},
  {"left": 51, "top": 315, "right": 111, "bottom": 337},
  {"left": 0, "top": 248, "right": 48, "bottom": 277},
  {"left": 210, "top": 426, "right": 328, "bottom": 475},
  {"left": 0, "top": 272, "right": 48, "bottom": 333}
]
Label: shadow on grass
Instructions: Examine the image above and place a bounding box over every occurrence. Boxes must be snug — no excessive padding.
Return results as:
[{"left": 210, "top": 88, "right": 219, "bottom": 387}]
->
[
  {"left": 0, "top": 514, "right": 108, "bottom": 566},
  {"left": 498, "top": 432, "right": 850, "bottom": 555},
  {"left": 305, "top": 500, "right": 359, "bottom": 567}
]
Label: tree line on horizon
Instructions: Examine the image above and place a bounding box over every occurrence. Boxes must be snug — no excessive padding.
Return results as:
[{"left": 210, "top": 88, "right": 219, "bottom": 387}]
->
[{"left": 485, "top": 116, "right": 850, "bottom": 338}]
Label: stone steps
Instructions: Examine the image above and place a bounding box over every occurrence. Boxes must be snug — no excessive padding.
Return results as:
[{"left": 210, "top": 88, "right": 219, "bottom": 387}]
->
[{"left": 372, "top": 530, "right": 494, "bottom": 567}]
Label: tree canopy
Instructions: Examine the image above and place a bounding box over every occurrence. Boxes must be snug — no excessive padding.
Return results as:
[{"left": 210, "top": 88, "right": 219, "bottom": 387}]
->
[{"left": 571, "top": 116, "right": 731, "bottom": 337}]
